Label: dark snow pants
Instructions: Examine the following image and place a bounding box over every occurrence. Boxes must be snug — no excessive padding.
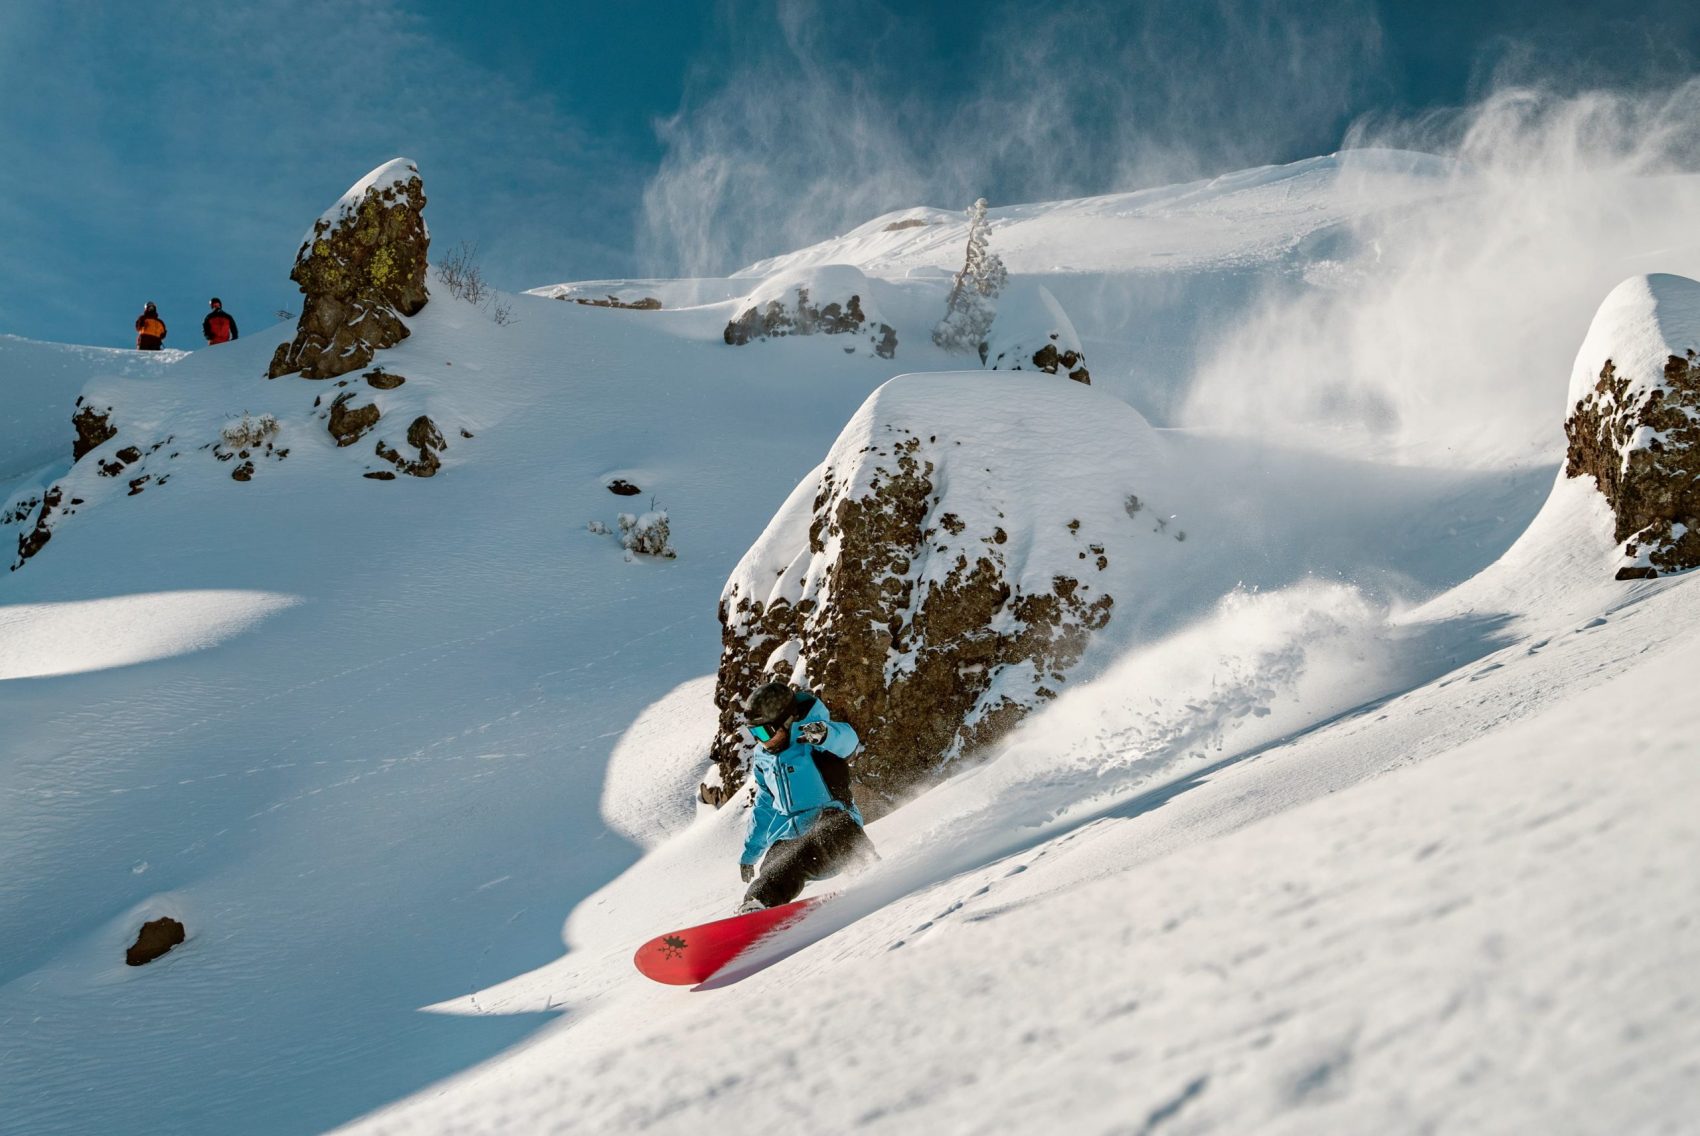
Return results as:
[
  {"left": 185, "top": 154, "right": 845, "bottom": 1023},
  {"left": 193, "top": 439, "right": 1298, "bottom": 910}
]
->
[{"left": 745, "top": 807, "right": 875, "bottom": 908}]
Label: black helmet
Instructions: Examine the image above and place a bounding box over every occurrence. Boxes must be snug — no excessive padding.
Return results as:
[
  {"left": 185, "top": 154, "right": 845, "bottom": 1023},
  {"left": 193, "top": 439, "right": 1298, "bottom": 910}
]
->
[{"left": 743, "top": 681, "right": 795, "bottom": 727}]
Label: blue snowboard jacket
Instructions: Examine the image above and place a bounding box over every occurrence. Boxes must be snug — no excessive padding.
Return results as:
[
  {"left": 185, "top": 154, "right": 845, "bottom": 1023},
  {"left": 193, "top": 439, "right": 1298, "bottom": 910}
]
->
[{"left": 740, "top": 693, "right": 862, "bottom": 867}]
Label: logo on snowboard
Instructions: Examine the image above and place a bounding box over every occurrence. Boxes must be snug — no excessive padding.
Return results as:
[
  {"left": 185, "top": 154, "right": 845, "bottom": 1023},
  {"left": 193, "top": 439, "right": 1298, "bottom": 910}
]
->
[{"left": 659, "top": 934, "right": 688, "bottom": 960}]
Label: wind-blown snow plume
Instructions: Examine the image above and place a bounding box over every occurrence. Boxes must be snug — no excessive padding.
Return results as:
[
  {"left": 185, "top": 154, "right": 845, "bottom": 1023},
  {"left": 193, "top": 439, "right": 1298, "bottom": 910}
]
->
[
  {"left": 878, "top": 580, "right": 1403, "bottom": 868},
  {"left": 640, "top": 0, "right": 1383, "bottom": 276},
  {"left": 1184, "top": 81, "right": 1700, "bottom": 468}
]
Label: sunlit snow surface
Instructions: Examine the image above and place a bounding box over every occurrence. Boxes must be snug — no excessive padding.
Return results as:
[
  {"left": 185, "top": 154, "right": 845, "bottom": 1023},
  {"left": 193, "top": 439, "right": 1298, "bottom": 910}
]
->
[
  {"left": 0, "top": 590, "right": 300, "bottom": 680},
  {"left": 2, "top": 149, "right": 1698, "bottom": 1135}
]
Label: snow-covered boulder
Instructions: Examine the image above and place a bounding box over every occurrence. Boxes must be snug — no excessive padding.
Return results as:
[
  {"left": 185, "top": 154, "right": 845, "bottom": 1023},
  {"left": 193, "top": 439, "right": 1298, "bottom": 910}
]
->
[
  {"left": 71, "top": 397, "right": 116, "bottom": 461},
  {"left": 722, "top": 265, "right": 897, "bottom": 359},
  {"left": 982, "top": 282, "right": 1090, "bottom": 384},
  {"left": 1564, "top": 274, "right": 1700, "bottom": 578},
  {"left": 709, "top": 372, "right": 1181, "bottom": 813},
  {"left": 269, "top": 159, "right": 430, "bottom": 380}
]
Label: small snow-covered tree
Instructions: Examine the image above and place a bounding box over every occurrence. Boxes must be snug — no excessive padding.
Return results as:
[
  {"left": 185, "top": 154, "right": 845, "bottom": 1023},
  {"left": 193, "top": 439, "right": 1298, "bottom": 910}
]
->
[
  {"left": 618, "top": 510, "right": 677, "bottom": 560},
  {"left": 932, "top": 198, "right": 1008, "bottom": 356}
]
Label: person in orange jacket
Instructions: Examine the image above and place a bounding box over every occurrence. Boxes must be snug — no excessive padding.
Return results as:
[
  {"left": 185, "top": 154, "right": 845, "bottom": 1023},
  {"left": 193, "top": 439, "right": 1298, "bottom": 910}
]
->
[
  {"left": 202, "top": 297, "right": 239, "bottom": 345},
  {"left": 135, "top": 302, "right": 167, "bottom": 351}
]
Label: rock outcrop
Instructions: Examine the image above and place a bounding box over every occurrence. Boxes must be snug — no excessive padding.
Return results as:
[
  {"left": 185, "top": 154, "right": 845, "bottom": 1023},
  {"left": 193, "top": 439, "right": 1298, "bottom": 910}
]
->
[
  {"left": 14, "top": 486, "right": 62, "bottom": 566},
  {"left": 328, "top": 391, "right": 381, "bottom": 447},
  {"left": 1564, "top": 274, "right": 1700, "bottom": 578},
  {"left": 374, "top": 415, "right": 447, "bottom": 478},
  {"left": 983, "top": 283, "right": 1091, "bottom": 384},
  {"left": 269, "top": 159, "right": 430, "bottom": 380},
  {"left": 709, "top": 373, "right": 1184, "bottom": 814},
  {"left": 722, "top": 267, "right": 898, "bottom": 359},
  {"left": 569, "top": 294, "right": 662, "bottom": 311},
  {"left": 72, "top": 399, "right": 116, "bottom": 461}
]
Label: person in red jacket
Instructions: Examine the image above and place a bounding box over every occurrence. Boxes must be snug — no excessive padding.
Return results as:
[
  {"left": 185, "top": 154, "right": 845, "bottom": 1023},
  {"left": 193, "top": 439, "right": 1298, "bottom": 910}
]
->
[
  {"left": 202, "top": 297, "right": 239, "bottom": 345},
  {"left": 135, "top": 302, "right": 167, "bottom": 350}
]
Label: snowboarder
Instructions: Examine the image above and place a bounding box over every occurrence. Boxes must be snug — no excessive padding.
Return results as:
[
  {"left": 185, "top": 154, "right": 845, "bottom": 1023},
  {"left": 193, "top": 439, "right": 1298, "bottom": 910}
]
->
[
  {"left": 135, "top": 302, "right": 167, "bottom": 351},
  {"left": 735, "top": 681, "right": 874, "bottom": 913},
  {"left": 202, "top": 297, "right": 239, "bottom": 345}
]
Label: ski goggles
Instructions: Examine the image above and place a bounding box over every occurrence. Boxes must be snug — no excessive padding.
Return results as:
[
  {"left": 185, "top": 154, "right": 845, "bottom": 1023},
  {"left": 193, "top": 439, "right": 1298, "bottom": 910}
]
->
[{"left": 740, "top": 723, "right": 783, "bottom": 745}]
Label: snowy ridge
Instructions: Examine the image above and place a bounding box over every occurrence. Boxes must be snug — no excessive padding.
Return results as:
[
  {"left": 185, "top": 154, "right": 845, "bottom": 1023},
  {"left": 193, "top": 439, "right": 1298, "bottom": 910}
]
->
[{"left": 742, "top": 149, "right": 1455, "bottom": 279}]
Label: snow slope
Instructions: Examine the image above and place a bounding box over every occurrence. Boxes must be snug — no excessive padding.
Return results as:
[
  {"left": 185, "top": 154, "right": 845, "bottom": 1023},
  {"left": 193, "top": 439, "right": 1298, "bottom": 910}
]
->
[
  {"left": 3, "top": 149, "right": 1697, "bottom": 1135},
  {"left": 347, "top": 571, "right": 1700, "bottom": 1136},
  {"left": 0, "top": 334, "right": 185, "bottom": 480}
]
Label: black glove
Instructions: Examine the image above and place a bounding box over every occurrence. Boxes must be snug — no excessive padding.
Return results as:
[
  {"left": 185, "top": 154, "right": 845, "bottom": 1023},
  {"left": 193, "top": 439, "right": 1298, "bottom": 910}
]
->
[
  {"left": 740, "top": 862, "right": 755, "bottom": 883},
  {"left": 796, "top": 720, "right": 828, "bottom": 746}
]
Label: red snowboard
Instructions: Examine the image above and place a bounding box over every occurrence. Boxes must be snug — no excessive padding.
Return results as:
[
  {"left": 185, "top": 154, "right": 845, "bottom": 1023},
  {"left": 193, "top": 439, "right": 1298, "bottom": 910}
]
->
[{"left": 634, "top": 896, "right": 829, "bottom": 986}]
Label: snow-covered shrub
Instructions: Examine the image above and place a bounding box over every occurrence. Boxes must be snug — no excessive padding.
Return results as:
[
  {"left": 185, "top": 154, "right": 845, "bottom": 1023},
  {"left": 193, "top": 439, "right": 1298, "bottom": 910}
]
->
[
  {"left": 221, "top": 412, "right": 280, "bottom": 449},
  {"left": 586, "top": 519, "right": 610, "bottom": 535},
  {"left": 618, "top": 511, "right": 676, "bottom": 559},
  {"left": 932, "top": 198, "right": 1008, "bottom": 356}
]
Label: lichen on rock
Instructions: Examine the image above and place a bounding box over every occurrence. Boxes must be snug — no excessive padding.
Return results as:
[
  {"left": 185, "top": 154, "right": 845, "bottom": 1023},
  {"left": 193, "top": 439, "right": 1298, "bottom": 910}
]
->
[
  {"left": 1563, "top": 274, "right": 1700, "bottom": 578},
  {"left": 269, "top": 159, "right": 430, "bottom": 380}
]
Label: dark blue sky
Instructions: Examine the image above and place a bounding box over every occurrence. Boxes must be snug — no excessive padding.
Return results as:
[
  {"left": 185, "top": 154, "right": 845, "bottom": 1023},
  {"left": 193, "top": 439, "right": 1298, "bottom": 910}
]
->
[{"left": 2, "top": 0, "right": 1697, "bottom": 347}]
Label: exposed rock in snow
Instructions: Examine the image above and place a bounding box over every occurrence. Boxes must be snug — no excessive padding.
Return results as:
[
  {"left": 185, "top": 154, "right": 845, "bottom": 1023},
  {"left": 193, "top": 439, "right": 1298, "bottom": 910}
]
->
[
  {"left": 125, "top": 916, "right": 186, "bottom": 966},
  {"left": 327, "top": 391, "right": 381, "bottom": 447},
  {"left": 566, "top": 294, "right": 662, "bottom": 311},
  {"left": 13, "top": 485, "right": 62, "bottom": 566},
  {"left": 711, "top": 372, "right": 1175, "bottom": 812},
  {"left": 374, "top": 416, "right": 448, "bottom": 478},
  {"left": 983, "top": 283, "right": 1091, "bottom": 384},
  {"left": 1564, "top": 274, "right": 1700, "bottom": 578},
  {"left": 71, "top": 398, "right": 116, "bottom": 461},
  {"left": 268, "top": 159, "right": 430, "bottom": 381},
  {"left": 722, "top": 266, "right": 897, "bottom": 359}
]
